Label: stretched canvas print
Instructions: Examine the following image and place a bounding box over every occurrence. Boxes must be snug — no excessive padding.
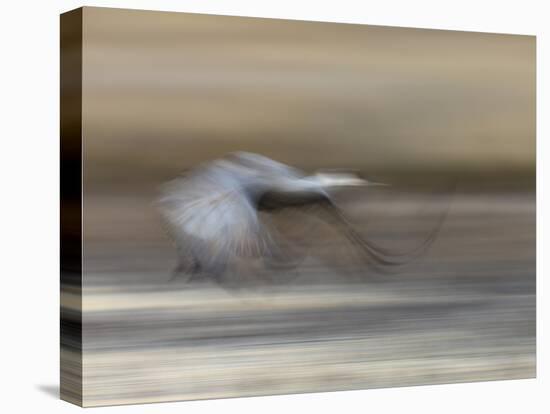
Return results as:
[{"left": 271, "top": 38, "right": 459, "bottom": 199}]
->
[{"left": 60, "top": 7, "right": 536, "bottom": 407}]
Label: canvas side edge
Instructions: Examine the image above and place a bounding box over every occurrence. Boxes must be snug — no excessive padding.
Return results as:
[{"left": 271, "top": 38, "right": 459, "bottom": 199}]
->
[{"left": 60, "top": 7, "right": 84, "bottom": 407}]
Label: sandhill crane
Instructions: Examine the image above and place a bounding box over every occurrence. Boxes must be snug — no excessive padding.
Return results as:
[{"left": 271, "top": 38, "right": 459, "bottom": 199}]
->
[{"left": 157, "top": 151, "right": 449, "bottom": 285}]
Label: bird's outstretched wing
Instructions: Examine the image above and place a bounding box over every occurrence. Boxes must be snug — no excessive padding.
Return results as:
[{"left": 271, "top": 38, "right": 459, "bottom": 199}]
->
[
  {"left": 158, "top": 179, "right": 276, "bottom": 278},
  {"left": 158, "top": 188, "right": 316, "bottom": 287},
  {"left": 157, "top": 153, "right": 312, "bottom": 279}
]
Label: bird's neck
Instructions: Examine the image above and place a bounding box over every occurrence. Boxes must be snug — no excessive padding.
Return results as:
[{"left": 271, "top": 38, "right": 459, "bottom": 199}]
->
[{"left": 279, "top": 177, "right": 325, "bottom": 193}]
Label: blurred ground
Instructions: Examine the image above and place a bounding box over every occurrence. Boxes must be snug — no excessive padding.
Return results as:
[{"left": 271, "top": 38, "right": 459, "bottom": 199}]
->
[{"left": 73, "top": 184, "right": 535, "bottom": 406}]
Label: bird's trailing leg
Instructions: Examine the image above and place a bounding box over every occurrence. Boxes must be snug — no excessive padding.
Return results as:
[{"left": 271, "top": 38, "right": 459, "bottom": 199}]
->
[{"left": 168, "top": 249, "right": 203, "bottom": 283}]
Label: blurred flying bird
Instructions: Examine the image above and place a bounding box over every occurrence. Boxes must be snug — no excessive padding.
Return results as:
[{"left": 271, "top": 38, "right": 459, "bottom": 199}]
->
[{"left": 157, "top": 152, "right": 450, "bottom": 285}]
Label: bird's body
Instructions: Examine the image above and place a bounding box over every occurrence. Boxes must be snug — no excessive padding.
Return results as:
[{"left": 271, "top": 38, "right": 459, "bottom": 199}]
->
[
  {"left": 159, "top": 152, "right": 325, "bottom": 277},
  {"left": 158, "top": 152, "right": 448, "bottom": 285}
]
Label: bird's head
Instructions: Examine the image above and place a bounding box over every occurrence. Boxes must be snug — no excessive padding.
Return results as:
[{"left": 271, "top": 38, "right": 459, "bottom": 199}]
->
[{"left": 312, "top": 170, "right": 388, "bottom": 188}]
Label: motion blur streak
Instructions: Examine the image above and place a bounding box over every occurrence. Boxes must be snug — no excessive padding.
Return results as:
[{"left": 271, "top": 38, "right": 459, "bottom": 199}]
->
[{"left": 69, "top": 7, "right": 537, "bottom": 407}]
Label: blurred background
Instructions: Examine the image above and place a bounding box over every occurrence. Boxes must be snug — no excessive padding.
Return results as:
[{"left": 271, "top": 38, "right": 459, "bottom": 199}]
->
[{"left": 75, "top": 7, "right": 534, "bottom": 407}]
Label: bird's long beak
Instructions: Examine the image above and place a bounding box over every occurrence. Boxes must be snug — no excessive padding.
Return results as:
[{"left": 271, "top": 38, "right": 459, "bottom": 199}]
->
[{"left": 367, "top": 181, "right": 389, "bottom": 187}]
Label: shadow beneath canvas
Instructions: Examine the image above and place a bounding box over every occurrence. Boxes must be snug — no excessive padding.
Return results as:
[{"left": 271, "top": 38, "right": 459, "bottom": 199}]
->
[{"left": 36, "top": 384, "right": 59, "bottom": 399}]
